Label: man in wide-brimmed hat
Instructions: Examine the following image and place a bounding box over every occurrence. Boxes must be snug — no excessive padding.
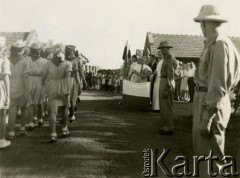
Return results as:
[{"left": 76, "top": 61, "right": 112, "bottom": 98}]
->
[
  {"left": 157, "top": 40, "right": 177, "bottom": 135},
  {"left": 193, "top": 4, "right": 240, "bottom": 176}
]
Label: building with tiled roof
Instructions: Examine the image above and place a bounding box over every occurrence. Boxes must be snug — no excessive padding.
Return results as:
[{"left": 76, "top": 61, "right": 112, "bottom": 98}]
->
[
  {"left": 0, "top": 30, "right": 38, "bottom": 47},
  {"left": 143, "top": 32, "right": 240, "bottom": 63},
  {"left": 0, "top": 30, "right": 39, "bottom": 56}
]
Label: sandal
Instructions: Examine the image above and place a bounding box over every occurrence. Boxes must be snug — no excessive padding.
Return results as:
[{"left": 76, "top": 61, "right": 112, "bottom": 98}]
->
[
  {"left": 50, "top": 136, "right": 57, "bottom": 143},
  {"left": 61, "top": 130, "right": 70, "bottom": 137},
  {"left": 69, "top": 115, "right": 76, "bottom": 123},
  {"left": 19, "top": 130, "right": 27, "bottom": 136}
]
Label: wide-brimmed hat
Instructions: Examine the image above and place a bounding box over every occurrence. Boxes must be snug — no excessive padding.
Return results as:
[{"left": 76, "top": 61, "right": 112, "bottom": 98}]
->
[
  {"left": 194, "top": 4, "right": 227, "bottom": 23},
  {"left": 12, "top": 40, "right": 26, "bottom": 48},
  {"left": 157, "top": 41, "right": 173, "bottom": 49},
  {"left": 65, "top": 45, "right": 75, "bottom": 50}
]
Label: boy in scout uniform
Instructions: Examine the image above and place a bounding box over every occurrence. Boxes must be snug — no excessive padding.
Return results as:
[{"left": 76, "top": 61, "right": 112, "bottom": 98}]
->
[{"left": 193, "top": 4, "right": 240, "bottom": 176}]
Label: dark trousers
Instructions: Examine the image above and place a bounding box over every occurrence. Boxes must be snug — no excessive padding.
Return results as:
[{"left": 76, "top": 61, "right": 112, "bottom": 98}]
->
[
  {"left": 188, "top": 77, "right": 195, "bottom": 102},
  {"left": 174, "top": 79, "right": 181, "bottom": 100},
  {"left": 159, "top": 79, "right": 174, "bottom": 130}
]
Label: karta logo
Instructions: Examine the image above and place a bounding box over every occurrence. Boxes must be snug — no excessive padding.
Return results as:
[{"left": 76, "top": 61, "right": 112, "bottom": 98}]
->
[{"left": 142, "top": 148, "right": 239, "bottom": 177}]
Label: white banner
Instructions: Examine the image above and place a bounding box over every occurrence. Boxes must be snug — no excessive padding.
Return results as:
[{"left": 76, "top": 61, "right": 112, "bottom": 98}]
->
[{"left": 123, "top": 79, "right": 151, "bottom": 98}]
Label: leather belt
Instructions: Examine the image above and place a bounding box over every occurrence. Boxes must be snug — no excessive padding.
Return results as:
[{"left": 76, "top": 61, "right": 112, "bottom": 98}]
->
[{"left": 195, "top": 86, "right": 208, "bottom": 92}]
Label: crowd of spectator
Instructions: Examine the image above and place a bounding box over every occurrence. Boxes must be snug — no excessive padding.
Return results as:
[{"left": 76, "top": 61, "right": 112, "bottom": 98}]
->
[{"left": 83, "top": 69, "right": 123, "bottom": 93}]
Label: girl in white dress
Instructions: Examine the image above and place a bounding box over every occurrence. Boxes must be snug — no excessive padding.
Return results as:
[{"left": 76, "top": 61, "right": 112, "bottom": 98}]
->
[
  {"left": 42, "top": 44, "right": 72, "bottom": 143},
  {"left": 180, "top": 64, "right": 190, "bottom": 101},
  {"left": 0, "top": 41, "right": 11, "bottom": 148}
]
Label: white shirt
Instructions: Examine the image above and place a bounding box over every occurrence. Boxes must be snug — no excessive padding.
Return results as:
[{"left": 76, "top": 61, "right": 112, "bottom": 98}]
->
[
  {"left": 188, "top": 67, "right": 196, "bottom": 77},
  {"left": 131, "top": 64, "right": 152, "bottom": 83}
]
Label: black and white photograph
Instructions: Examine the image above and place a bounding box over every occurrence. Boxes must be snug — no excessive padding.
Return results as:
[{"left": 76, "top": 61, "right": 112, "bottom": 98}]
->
[{"left": 0, "top": 0, "right": 240, "bottom": 177}]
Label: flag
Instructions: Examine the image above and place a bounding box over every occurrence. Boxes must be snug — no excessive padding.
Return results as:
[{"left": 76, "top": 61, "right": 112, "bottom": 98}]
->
[
  {"left": 122, "top": 80, "right": 151, "bottom": 110},
  {"left": 127, "top": 46, "right": 131, "bottom": 60},
  {"left": 147, "top": 48, "right": 150, "bottom": 56},
  {"left": 122, "top": 41, "right": 128, "bottom": 61}
]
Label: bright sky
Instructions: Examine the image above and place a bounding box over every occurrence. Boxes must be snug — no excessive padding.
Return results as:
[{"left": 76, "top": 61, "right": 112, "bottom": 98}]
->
[{"left": 0, "top": 0, "right": 240, "bottom": 69}]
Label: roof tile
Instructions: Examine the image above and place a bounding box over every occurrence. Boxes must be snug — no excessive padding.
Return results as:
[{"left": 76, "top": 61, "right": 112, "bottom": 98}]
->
[{"left": 148, "top": 33, "right": 240, "bottom": 58}]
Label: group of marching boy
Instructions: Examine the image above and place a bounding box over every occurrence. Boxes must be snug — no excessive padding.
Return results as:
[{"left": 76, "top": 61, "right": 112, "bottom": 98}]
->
[{"left": 0, "top": 38, "right": 87, "bottom": 148}]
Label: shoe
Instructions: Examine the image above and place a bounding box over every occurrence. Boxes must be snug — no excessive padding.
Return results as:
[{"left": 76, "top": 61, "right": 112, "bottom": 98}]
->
[
  {"left": 8, "top": 135, "right": 15, "bottom": 140},
  {"left": 38, "top": 121, "right": 43, "bottom": 127},
  {"left": 33, "top": 117, "right": 38, "bottom": 124},
  {"left": 38, "top": 119, "right": 43, "bottom": 127},
  {"left": 158, "top": 129, "right": 173, "bottom": 135},
  {"left": 69, "top": 115, "right": 76, "bottom": 123},
  {"left": 45, "top": 111, "right": 49, "bottom": 117},
  {"left": 50, "top": 136, "right": 57, "bottom": 143},
  {"left": 0, "top": 140, "right": 11, "bottom": 148},
  {"left": 19, "top": 130, "right": 27, "bottom": 137},
  {"left": 61, "top": 130, "right": 70, "bottom": 138}
]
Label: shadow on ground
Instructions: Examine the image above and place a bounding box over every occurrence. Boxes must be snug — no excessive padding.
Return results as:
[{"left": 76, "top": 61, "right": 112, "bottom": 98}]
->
[{"left": 0, "top": 91, "right": 239, "bottom": 178}]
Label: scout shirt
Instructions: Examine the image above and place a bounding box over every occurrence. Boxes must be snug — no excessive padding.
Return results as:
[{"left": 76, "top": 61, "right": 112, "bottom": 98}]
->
[
  {"left": 194, "top": 33, "right": 240, "bottom": 109},
  {"left": 160, "top": 54, "right": 177, "bottom": 87}
]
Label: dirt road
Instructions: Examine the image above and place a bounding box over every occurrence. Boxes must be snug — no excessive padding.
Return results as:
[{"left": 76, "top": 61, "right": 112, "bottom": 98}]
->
[{"left": 0, "top": 91, "right": 239, "bottom": 178}]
